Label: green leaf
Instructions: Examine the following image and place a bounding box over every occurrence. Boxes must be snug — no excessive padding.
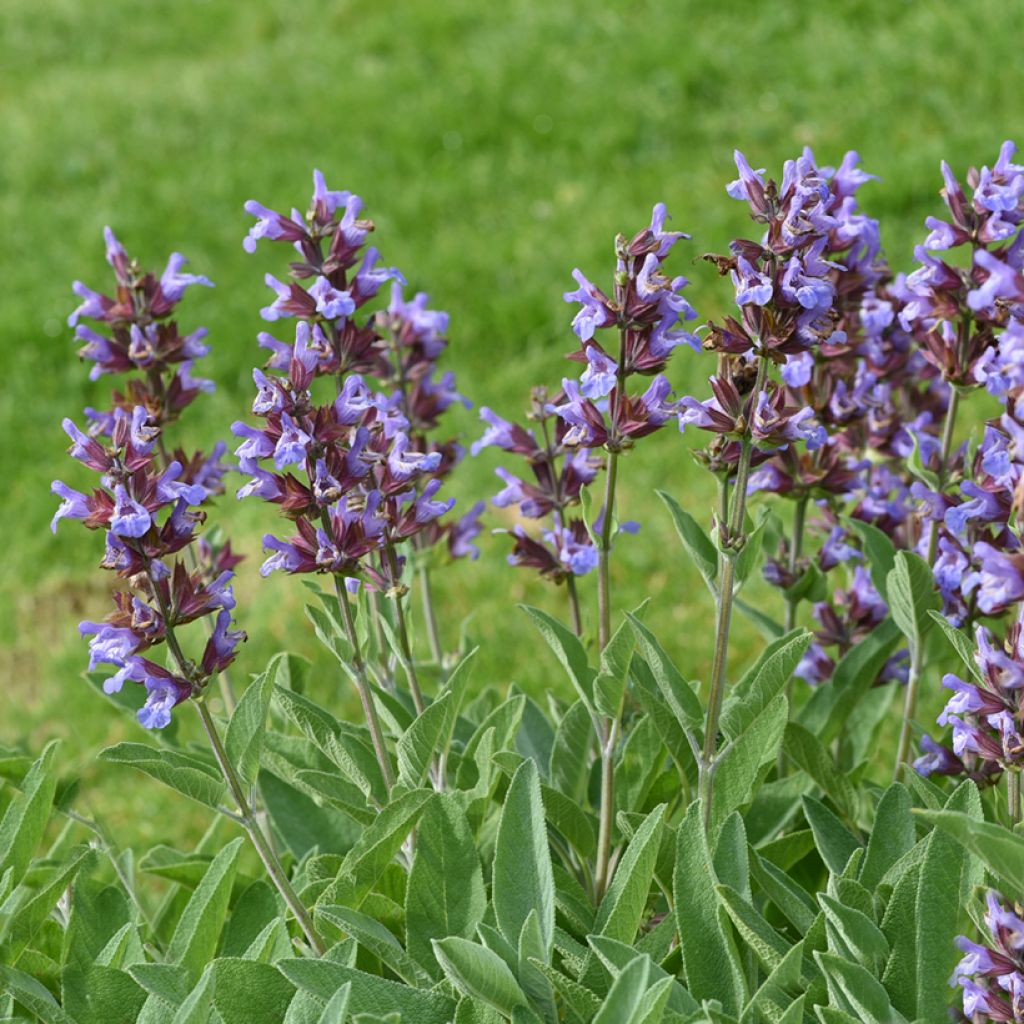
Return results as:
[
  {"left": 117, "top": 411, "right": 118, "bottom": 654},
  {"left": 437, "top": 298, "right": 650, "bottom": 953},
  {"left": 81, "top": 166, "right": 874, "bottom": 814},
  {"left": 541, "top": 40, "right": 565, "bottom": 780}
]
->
[
  {"left": 914, "top": 786, "right": 984, "bottom": 1022},
  {"left": 3, "top": 845, "right": 95, "bottom": 963},
  {"left": 594, "top": 805, "right": 664, "bottom": 944},
  {"left": 859, "top": 784, "right": 915, "bottom": 890},
  {"left": 799, "top": 618, "right": 902, "bottom": 746},
  {"left": 927, "top": 610, "right": 983, "bottom": 682},
  {"left": 737, "top": 509, "right": 770, "bottom": 589},
  {"left": 98, "top": 743, "right": 225, "bottom": 811},
  {"left": 916, "top": 806, "right": 1024, "bottom": 897},
  {"left": 783, "top": 722, "right": 857, "bottom": 821},
  {"left": 317, "top": 905, "right": 430, "bottom": 987},
  {"left": 167, "top": 838, "right": 244, "bottom": 982},
  {"left": 673, "top": 802, "right": 746, "bottom": 1014},
  {"left": 816, "top": 951, "right": 907, "bottom": 1023},
  {"left": 277, "top": 959, "right": 456, "bottom": 1023},
  {"left": 209, "top": 959, "right": 297, "bottom": 1024},
  {"left": 783, "top": 562, "right": 828, "bottom": 605},
  {"left": 818, "top": 893, "right": 889, "bottom": 974},
  {"left": 749, "top": 850, "right": 817, "bottom": 934},
  {"left": 520, "top": 605, "right": 595, "bottom": 713},
  {"left": 657, "top": 490, "right": 718, "bottom": 594},
  {"left": 591, "top": 955, "right": 662, "bottom": 1024},
  {"left": 225, "top": 663, "right": 276, "bottom": 789},
  {"left": 329, "top": 788, "right": 434, "bottom": 905},
  {"left": 716, "top": 884, "right": 792, "bottom": 974},
  {"left": 398, "top": 649, "right": 478, "bottom": 789},
  {"left": 0, "top": 964, "right": 76, "bottom": 1024},
  {"left": 594, "top": 608, "right": 645, "bottom": 719},
  {"left": 61, "top": 965, "right": 147, "bottom": 1024},
  {"left": 433, "top": 939, "right": 530, "bottom": 1017},
  {"left": 171, "top": 966, "right": 216, "bottom": 1024},
  {"left": 138, "top": 844, "right": 214, "bottom": 887},
  {"left": 314, "top": 983, "right": 351, "bottom": 1024},
  {"left": 848, "top": 519, "right": 897, "bottom": 602},
  {"left": 803, "top": 796, "right": 860, "bottom": 876},
  {"left": 722, "top": 629, "right": 811, "bottom": 740},
  {"left": 885, "top": 550, "right": 939, "bottom": 652},
  {"left": 549, "top": 700, "right": 595, "bottom": 803},
  {"left": 405, "top": 795, "right": 486, "bottom": 975},
  {"left": 626, "top": 614, "right": 703, "bottom": 729},
  {"left": 710, "top": 694, "right": 788, "bottom": 834},
  {"left": 0, "top": 741, "right": 58, "bottom": 881},
  {"left": 587, "top": 936, "right": 698, "bottom": 1016},
  {"left": 734, "top": 596, "right": 786, "bottom": 640},
  {"left": 493, "top": 759, "right": 555, "bottom": 952}
]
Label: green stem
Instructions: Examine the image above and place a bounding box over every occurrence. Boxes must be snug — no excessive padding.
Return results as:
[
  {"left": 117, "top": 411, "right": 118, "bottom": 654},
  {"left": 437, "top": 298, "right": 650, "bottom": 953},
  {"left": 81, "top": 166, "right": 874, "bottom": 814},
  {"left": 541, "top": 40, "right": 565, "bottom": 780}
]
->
[
  {"left": 893, "top": 641, "right": 923, "bottom": 781},
  {"left": 593, "top": 446, "right": 620, "bottom": 901},
  {"left": 926, "top": 386, "right": 961, "bottom": 566},
  {"left": 783, "top": 495, "right": 808, "bottom": 633},
  {"left": 700, "top": 357, "right": 767, "bottom": 829},
  {"left": 418, "top": 561, "right": 446, "bottom": 675},
  {"left": 369, "top": 590, "right": 395, "bottom": 692},
  {"left": 597, "top": 450, "right": 620, "bottom": 651},
  {"left": 565, "top": 574, "right": 584, "bottom": 637},
  {"left": 386, "top": 546, "right": 426, "bottom": 715},
  {"left": 1010, "top": 770, "right": 1022, "bottom": 828},
  {"left": 194, "top": 700, "right": 326, "bottom": 954},
  {"left": 331, "top": 574, "right": 396, "bottom": 790},
  {"left": 148, "top": 572, "right": 324, "bottom": 954}
]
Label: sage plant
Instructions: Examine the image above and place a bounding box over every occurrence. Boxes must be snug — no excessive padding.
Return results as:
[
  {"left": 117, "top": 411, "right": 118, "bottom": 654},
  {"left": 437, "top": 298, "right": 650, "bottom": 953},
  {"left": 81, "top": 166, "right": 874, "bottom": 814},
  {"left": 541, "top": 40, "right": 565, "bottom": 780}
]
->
[
  {"left": 237, "top": 171, "right": 468, "bottom": 783},
  {"left": 53, "top": 229, "right": 325, "bottom": 954}
]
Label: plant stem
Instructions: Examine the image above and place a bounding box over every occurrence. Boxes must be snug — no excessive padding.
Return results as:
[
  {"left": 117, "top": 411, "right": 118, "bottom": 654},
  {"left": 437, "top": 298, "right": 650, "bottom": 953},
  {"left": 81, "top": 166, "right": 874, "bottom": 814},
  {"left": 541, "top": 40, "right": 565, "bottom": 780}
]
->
[
  {"left": 597, "top": 449, "right": 620, "bottom": 651},
  {"left": 593, "top": 449, "right": 619, "bottom": 897},
  {"left": 700, "top": 356, "right": 767, "bottom": 829},
  {"left": 1009, "top": 770, "right": 1022, "bottom": 827},
  {"left": 193, "top": 700, "right": 326, "bottom": 954},
  {"left": 146, "top": 572, "right": 324, "bottom": 954},
  {"left": 893, "top": 641, "right": 923, "bottom": 781},
  {"left": 331, "top": 573, "right": 396, "bottom": 790},
  {"left": 385, "top": 546, "right": 426, "bottom": 715},
  {"left": 778, "top": 494, "right": 808, "bottom": 777},
  {"left": 418, "top": 561, "right": 446, "bottom": 676},
  {"left": 593, "top": 713, "right": 619, "bottom": 901},
  {"left": 926, "top": 385, "right": 961, "bottom": 566},
  {"left": 783, "top": 495, "right": 808, "bottom": 633},
  {"left": 369, "top": 590, "right": 395, "bottom": 691},
  {"left": 566, "top": 574, "right": 584, "bottom": 637}
]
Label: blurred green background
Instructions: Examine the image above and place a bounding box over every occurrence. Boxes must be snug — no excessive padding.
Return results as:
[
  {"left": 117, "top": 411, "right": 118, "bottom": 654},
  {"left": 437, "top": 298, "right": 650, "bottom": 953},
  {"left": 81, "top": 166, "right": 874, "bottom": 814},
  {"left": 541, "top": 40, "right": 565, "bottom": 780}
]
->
[{"left": 2, "top": 0, "right": 1022, "bottom": 844}]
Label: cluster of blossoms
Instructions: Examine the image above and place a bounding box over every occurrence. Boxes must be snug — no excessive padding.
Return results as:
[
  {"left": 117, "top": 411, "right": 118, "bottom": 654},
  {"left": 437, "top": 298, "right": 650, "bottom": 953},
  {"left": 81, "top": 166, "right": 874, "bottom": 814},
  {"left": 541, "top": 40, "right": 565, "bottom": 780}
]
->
[
  {"left": 679, "top": 148, "right": 924, "bottom": 686},
  {"left": 472, "top": 205, "right": 692, "bottom": 594},
  {"left": 902, "top": 143, "right": 1024, "bottom": 625},
  {"left": 236, "top": 172, "right": 477, "bottom": 592},
  {"left": 951, "top": 892, "right": 1024, "bottom": 1021},
  {"left": 471, "top": 389, "right": 604, "bottom": 582},
  {"left": 914, "top": 609, "right": 1023, "bottom": 783},
  {"left": 53, "top": 231, "right": 242, "bottom": 728}
]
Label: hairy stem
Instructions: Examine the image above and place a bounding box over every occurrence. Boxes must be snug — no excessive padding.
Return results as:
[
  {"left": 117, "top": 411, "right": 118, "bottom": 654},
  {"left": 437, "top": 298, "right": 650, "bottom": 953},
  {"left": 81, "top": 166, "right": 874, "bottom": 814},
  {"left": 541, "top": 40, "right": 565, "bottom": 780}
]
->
[
  {"left": 385, "top": 546, "right": 426, "bottom": 714},
  {"left": 566, "top": 574, "right": 584, "bottom": 637},
  {"left": 893, "top": 641, "right": 923, "bottom": 781},
  {"left": 418, "top": 561, "right": 446, "bottom": 676},
  {"left": 148, "top": 572, "right": 324, "bottom": 954},
  {"left": 1009, "top": 769, "right": 1022, "bottom": 828},
  {"left": 926, "top": 386, "right": 961, "bottom": 566},
  {"left": 783, "top": 495, "right": 808, "bottom": 633},
  {"left": 369, "top": 590, "right": 395, "bottom": 692},
  {"left": 331, "top": 573, "right": 396, "bottom": 791},
  {"left": 193, "top": 700, "right": 326, "bottom": 954},
  {"left": 597, "top": 450, "right": 620, "bottom": 651},
  {"left": 700, "top": 356, "right": 767, "bottom": 828}
]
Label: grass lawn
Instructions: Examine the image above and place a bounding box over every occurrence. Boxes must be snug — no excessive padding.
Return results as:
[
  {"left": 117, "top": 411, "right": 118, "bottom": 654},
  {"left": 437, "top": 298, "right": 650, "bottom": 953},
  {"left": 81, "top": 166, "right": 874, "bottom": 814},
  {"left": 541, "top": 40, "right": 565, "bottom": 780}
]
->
[{"left": 2, "top": 0, "right": 1021, "bottom": 846}]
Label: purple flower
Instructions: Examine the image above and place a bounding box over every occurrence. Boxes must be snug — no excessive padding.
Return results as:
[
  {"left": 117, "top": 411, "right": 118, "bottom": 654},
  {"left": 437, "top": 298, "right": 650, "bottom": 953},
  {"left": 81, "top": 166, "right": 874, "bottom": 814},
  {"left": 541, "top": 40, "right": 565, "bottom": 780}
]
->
[
  {"left": 50, "top": 481, "right": 92, "bottom": 533},
  {"left": 732, "top": 256, "right": 774, "bottom": 306},
  {"left": 579, "top": 346, "right": 619, "bottom": 399},
  {"left": 243, "top": 201, "right": 307, "bottom": 253},
  {"left": 964, "top": 543, "right": 1024, "bottom": 614},
  {"left": 159, "top": 253, "right": 214, "bottom": 302},
  {"left": 449, "top": 502, "right": 485, "bottom": 560},
  {"left": 968, "top": 249, "right": 1024, "bottom": 314},
  {"left": 564, "top": 269, "right": 615, "bottom": 341},
  {"left": 110, "top": 485, "right": 151, "bottom": 538},
  {"left": 781, "top": 351, "right": 814, "bottom": 388},
  {"left": 309, "top": 276, "right": 356, "bottom": 320},
  {"left": 273, "top": 412, "right": 313, "bottom": 470},
  {"left": 726, "top": 150, "right": 767, "bottom": 210}
]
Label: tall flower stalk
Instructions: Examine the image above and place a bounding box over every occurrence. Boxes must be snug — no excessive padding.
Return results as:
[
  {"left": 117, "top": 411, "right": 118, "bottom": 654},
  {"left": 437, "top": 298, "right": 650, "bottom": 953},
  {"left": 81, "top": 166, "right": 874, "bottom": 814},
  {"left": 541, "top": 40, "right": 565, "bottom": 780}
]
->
[{"left": 54, "top": 228, "right": 324, "bottom": 952}]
